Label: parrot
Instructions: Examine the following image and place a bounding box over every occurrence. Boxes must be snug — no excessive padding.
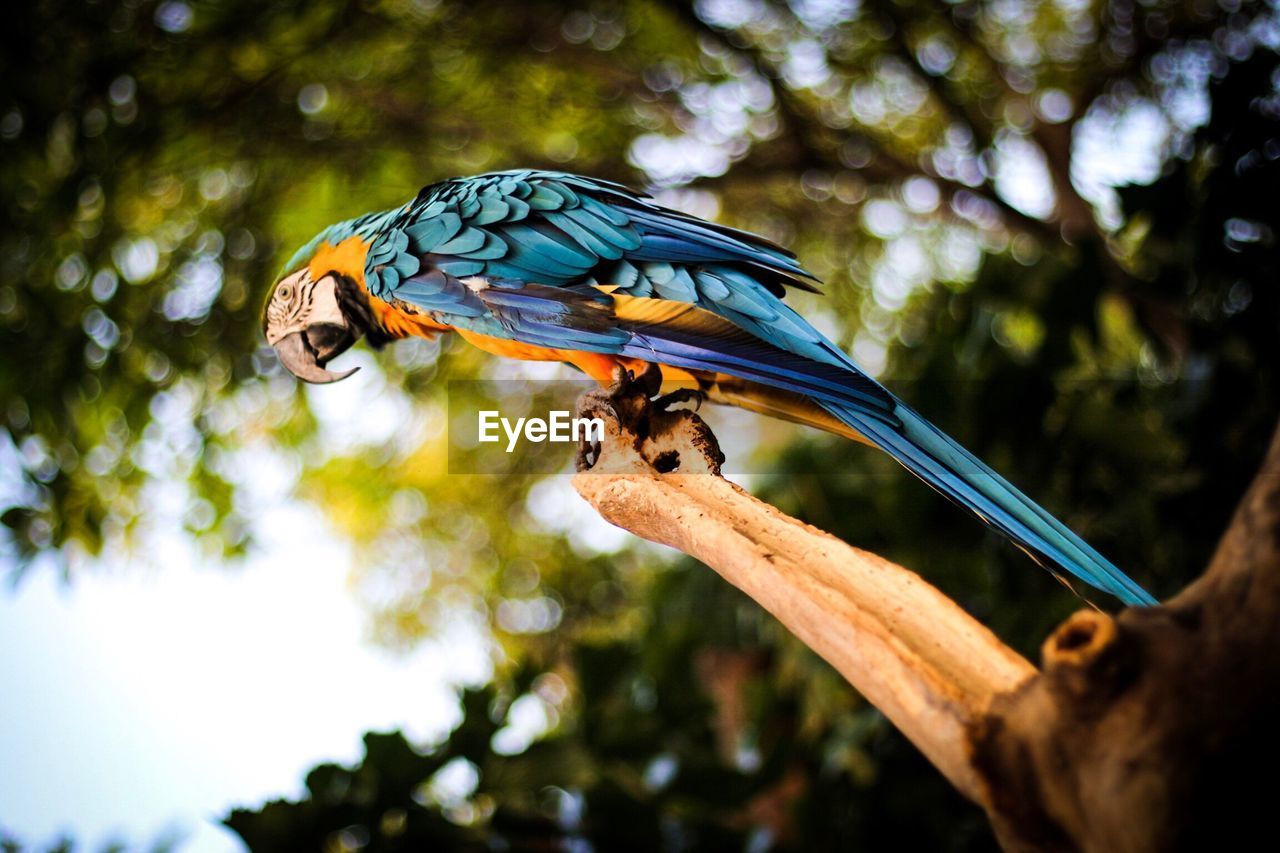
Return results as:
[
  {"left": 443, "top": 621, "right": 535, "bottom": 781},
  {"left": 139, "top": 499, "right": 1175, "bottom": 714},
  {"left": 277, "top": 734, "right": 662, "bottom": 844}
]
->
[{"left": 262, "top": 169, "right": 1156, "bottom": 607}]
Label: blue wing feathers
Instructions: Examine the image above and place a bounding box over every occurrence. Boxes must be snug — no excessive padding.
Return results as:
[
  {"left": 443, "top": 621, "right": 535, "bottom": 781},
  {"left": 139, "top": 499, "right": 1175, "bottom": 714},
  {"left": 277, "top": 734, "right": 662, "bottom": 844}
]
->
[
  {"left": 434, "top": 227, "right": 488, "bottom": 256},
  {"left": 543, "top": 211, "right": 630, "bottom": 258}
]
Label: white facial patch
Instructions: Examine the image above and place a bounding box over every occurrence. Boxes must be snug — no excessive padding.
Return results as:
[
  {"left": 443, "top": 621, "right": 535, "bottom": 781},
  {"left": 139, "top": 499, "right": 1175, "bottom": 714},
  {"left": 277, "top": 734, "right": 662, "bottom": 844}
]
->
[
  {"left": 264, "top": 269, "right": 347, "bottom": 344},
  {"left": 307, "top": 275, "right": 346, "bottom": 326}
]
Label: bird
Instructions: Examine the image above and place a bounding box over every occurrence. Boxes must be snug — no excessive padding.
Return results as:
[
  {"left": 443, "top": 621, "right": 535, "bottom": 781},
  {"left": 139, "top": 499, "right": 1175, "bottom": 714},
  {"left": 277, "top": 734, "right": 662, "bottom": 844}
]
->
[{"left": 263, "top": 169, "right": 1156, "bottom": 607}]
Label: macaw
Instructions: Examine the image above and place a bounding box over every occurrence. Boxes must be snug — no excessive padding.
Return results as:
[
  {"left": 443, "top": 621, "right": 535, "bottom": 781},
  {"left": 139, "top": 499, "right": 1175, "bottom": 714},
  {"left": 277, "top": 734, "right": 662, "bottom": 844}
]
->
[{"left": 263, "top": 169, "right": 1156, "bottom": 607}]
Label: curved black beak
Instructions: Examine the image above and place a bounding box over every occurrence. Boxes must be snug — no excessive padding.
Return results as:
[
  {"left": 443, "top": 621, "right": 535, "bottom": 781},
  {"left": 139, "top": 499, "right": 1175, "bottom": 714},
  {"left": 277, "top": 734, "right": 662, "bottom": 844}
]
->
[{"left": 273, "top": 326, "right": 359, "bottom": 384}]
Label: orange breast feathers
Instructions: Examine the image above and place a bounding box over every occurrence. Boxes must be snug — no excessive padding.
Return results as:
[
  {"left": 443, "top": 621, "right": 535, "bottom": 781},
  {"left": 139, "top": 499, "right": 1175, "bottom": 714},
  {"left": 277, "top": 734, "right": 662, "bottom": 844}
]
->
[{"left": 453, "top": 330, "right": 626, "bottom": 383}]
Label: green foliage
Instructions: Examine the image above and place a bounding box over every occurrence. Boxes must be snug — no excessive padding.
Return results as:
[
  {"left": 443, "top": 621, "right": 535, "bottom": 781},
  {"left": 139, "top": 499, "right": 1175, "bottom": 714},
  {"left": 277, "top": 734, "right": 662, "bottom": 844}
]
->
[{"left": 3, "top": 0, "right": 1279, "bottom": 848}]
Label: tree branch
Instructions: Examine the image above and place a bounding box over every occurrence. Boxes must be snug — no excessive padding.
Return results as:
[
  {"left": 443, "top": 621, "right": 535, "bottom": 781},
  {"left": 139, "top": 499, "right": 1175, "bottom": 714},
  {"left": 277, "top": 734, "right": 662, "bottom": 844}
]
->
[
  {"left": 573, "top": 376, "right": 1280, "bottom": 848},
  {"left": 867, "top": 0, "right": 996, "bottom": 151},
  {"left": 659, "top": 0, "right": 1061, "bottom": 243}
]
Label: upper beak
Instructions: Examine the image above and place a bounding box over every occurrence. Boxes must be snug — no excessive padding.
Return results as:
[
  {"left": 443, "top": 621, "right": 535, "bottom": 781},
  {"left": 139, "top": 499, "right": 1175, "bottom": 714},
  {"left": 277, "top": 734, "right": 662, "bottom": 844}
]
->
[{"left": 273, "top": 326, "right": 359, "bottom": 384}]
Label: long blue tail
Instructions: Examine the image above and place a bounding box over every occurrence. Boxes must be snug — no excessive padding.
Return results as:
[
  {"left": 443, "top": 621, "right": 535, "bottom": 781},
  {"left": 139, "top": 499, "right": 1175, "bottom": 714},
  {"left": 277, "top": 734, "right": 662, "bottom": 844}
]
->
[{"left": 825, "top": 401, "right": 1158, "bottom": 607}]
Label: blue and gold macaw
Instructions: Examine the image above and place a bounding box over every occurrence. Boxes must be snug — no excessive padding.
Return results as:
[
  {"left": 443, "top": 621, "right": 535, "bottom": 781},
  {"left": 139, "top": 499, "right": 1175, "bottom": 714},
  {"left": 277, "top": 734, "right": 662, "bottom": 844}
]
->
[{"left": 263, "top": 169, "right": 1156, "bottom": 606}]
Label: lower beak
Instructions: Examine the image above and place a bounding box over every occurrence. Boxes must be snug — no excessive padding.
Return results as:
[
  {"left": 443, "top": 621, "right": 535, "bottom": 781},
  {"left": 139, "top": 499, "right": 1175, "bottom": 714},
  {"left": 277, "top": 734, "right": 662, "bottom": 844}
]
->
[{"left": 273, "top": 329, "right": 359, "bottom": 384}]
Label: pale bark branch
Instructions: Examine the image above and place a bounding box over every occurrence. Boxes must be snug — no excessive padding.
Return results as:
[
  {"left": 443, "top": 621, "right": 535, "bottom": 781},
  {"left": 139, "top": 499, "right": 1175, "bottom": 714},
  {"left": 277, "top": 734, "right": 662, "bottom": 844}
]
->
[{"left": 572, "top": 377, "right": 1280, "bottom": 849}]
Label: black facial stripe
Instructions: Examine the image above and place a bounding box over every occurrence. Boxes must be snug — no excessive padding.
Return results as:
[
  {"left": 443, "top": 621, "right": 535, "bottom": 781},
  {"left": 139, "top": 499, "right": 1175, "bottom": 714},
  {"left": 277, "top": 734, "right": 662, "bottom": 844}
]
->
[{"left": 332, "top": 274, "right": 394, "bottom": 349}]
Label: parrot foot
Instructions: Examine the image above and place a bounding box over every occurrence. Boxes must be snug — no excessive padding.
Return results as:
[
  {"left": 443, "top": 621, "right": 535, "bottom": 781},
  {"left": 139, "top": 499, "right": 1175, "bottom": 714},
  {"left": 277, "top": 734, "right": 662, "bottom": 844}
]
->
[
  {"left": 574, "top": 363, "right": 722, "bottom": 475},
  {"left": 616, "top": 361, "right": 664, "bottom": 398}
]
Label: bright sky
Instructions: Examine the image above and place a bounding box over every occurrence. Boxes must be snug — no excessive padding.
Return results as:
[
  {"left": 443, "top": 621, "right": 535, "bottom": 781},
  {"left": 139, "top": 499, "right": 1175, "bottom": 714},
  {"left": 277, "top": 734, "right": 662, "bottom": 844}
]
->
[{"left": 0, "top": 502, "right": 490, "bottom": 851}]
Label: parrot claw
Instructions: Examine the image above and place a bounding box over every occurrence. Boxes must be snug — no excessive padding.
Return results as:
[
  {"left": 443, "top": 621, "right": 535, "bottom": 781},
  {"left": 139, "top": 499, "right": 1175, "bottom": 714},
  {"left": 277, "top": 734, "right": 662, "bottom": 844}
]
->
[
  {"left": 653, "top": 386, "right": 707, "bottom": 413},
  {"left": 609, "top": 362, "right": 664, "bottom": 398},
  {"left": 606, "top": 363, "right": 705, "bottom": 414}
]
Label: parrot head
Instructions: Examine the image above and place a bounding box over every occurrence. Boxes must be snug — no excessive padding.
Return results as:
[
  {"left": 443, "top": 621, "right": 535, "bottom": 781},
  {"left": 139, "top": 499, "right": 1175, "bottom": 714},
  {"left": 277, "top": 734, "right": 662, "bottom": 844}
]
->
[
  {"left": 262, "top": 266, "right": 363, "bottom": 384},
  {"left": 263, "top": 233, "right": 402, "bottom": 384}
]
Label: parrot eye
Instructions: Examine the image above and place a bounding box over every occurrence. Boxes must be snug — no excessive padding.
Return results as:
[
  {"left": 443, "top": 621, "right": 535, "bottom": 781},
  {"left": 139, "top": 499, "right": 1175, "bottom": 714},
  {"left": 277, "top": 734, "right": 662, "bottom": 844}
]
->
[{"left": 276, "top": 283, "right": 293, "bottom": 301}]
